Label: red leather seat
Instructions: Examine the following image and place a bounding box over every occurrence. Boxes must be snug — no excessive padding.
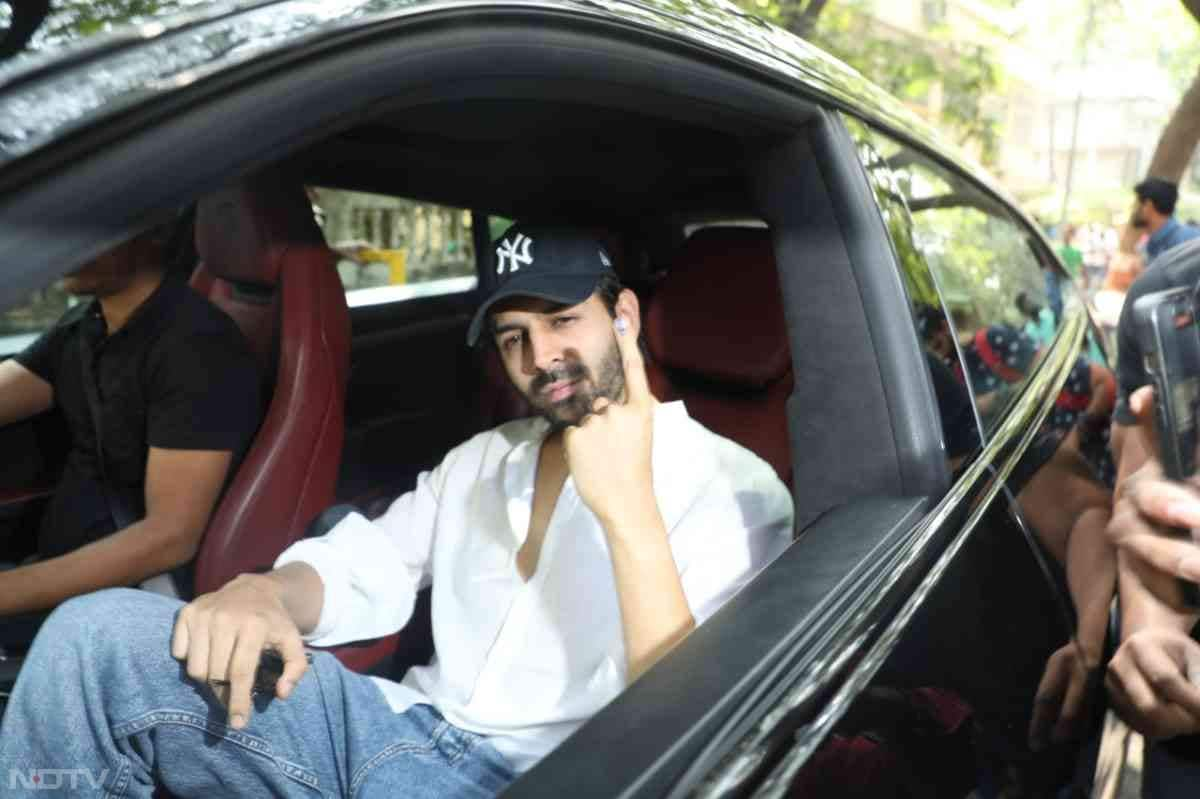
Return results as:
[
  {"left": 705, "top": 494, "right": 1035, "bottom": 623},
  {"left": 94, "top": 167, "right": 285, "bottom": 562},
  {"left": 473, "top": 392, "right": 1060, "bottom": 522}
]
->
[
  {"left": 188, "top": 176, "right": 350, "bottom": 595},
  {"left": 644, "top": 227, "right": 793, "bottom": 485}
]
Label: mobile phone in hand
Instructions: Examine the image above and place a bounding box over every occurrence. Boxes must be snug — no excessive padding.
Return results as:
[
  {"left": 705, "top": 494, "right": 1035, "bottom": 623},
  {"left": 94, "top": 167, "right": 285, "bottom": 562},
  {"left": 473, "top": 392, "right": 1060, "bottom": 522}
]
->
[{"left": 1133, "top": 285, "right": 1200, "bottom": 606}]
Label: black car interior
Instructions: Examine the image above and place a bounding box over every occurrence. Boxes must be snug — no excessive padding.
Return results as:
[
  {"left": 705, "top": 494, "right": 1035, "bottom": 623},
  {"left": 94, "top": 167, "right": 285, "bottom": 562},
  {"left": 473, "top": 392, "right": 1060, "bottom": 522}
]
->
[{"left": 0, "top": 12, "right": 1081, "bottom": 797}]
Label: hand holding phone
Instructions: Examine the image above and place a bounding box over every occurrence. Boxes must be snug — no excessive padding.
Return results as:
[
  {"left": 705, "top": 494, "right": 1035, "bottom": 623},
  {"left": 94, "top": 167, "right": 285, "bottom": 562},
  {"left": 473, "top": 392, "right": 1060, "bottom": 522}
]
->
[{"left": 1133, "top": 285, "right": 1200, "bottom": 605}]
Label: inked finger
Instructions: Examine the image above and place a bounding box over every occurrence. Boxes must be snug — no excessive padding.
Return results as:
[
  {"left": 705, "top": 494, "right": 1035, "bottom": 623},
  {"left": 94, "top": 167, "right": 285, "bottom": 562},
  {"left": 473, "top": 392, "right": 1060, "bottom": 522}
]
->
[{"left": 613, "top": 316, "right": 652, "bottom": 405}]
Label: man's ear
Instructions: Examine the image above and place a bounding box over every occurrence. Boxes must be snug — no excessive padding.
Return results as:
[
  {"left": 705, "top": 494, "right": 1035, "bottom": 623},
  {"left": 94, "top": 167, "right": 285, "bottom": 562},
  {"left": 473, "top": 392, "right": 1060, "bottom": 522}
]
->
[{"left": 614, "top": 288, "right": 642, "bottom": 338}]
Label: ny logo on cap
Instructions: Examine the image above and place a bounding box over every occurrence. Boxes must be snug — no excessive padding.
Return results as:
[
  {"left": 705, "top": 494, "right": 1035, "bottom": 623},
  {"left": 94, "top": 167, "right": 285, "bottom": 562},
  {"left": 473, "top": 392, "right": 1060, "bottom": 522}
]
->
[{"left": 496, "top": 234, "right": 533, "bottom": 275}]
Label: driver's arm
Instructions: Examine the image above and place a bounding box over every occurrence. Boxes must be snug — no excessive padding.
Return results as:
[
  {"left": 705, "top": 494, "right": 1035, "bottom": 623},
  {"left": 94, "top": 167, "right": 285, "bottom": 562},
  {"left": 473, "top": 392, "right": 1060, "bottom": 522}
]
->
[
  {"left": 0, "top": 359, "right": 53, "bottom": 428},
  {"left": 0, "top": 445, "right": 232, "bottom": 615}
]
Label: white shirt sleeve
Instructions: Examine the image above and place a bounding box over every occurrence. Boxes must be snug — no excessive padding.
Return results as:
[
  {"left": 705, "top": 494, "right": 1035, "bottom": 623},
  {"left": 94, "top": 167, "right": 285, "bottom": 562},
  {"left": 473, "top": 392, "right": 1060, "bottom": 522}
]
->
[
  {"left": 273, "top": 451, "right": 454, "bottom": 647},
  {"left": 669, "top": 463, "right": 794, "bottom": 626}
]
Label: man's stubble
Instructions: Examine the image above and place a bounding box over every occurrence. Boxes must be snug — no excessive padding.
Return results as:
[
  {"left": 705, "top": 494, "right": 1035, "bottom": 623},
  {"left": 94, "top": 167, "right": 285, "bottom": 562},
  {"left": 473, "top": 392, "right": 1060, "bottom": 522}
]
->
[{"left": 526, "top": 335, "right": 626, "bottom": 431}]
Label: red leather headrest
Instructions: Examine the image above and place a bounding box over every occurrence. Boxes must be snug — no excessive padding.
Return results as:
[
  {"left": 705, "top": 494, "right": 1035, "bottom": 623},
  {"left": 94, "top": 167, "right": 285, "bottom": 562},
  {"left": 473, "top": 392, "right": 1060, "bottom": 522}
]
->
[
  {"left": 646, "top": 228, "right": 789, "bottom": 386},
  {"left": 195, "top": 176, "right": 326, "bottom": 286}
]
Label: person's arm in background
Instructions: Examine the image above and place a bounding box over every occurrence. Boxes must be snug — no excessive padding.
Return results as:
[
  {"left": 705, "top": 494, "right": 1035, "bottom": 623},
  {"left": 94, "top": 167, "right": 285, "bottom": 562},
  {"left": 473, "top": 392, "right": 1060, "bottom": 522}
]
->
[
  {"left": 0, "top": 445, "right": 233, "bottom": 615},
  {"left": 1107, "top": 272, "right": 1193, "bottom": 638},
  {"left": 0, "top": 322, "right": 262, "bottom": 602},
  {"left": 1106, "top": 387, "right": 1200, "bottom": 739},
  {"left": 0, "top": 315, "right": 68, "bottom": 427},
  {"left": 0, "top": 360, "right": 53, "bottom": 427},
  {"left": 1095, "top": 265, "right": 1200, "bottom": 737}
]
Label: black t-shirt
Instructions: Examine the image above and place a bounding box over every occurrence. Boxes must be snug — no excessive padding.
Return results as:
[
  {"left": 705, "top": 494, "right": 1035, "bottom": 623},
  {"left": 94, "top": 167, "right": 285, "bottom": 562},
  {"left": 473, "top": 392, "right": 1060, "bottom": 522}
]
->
[
  {"left": 13, "top": 274, "right": 262, "bottom": 559},
  {"left": 1114, "top": 237, "right": 1200, "bottom": 425}
]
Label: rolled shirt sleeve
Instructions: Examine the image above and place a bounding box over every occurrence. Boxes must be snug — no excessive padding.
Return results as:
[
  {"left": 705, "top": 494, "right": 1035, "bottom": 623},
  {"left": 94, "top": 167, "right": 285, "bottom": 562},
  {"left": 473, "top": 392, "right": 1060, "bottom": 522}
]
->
[{"left": 273, "top": 454, "right": 451, "bottom": 647}]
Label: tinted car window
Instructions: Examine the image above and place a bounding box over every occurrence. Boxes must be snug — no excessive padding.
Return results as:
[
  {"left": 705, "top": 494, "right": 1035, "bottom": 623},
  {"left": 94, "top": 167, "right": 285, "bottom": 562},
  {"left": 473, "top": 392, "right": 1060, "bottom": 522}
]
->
[
  {"left": 308, "top": 187, "right": 478, "bottom": 307},
  {"left": 842, "top": 115, "right": 981, "bottom": 464},
  {"left": 0, "top": 286, "right": 77, "bottom": 357},
  {"left": 848, "top": 121, "right": 1063, "bottom": 437},
  {"left": 840, "top": 114, "right": 979, "bottom": 460}
]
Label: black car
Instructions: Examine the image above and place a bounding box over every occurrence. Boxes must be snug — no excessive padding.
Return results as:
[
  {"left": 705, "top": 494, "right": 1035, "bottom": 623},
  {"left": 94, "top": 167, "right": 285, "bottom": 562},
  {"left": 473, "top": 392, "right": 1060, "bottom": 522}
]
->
[{"left": 0, "top": 1, "right": 1116, "bottom": 796}]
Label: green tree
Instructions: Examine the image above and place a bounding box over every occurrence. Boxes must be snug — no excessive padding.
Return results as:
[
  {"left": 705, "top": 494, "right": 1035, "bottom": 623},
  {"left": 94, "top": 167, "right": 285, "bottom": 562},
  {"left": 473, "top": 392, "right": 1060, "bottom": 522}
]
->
[
  {"left": 1118, "top": 0, "right": 1200, "bottom": 252},
  {"left": 738, "top": 0, "right": 1004, "bottom": 165},
  {"left": 2, "top": 0, "right": 216, "bottom": 53}
]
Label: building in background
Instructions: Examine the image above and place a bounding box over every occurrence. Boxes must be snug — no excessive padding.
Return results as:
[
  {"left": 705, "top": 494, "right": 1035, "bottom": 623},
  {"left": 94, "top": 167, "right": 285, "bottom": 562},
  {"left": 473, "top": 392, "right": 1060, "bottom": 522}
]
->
[{"left": 839, "top": 0, "right": 1185, "bottom": 222}]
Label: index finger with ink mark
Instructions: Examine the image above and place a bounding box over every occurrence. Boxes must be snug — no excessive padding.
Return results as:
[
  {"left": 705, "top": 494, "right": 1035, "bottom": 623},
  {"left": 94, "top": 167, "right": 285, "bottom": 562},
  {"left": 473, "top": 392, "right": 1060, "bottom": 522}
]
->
[{"left": 614, "top": 315, "right": 652, "bottom": 404}]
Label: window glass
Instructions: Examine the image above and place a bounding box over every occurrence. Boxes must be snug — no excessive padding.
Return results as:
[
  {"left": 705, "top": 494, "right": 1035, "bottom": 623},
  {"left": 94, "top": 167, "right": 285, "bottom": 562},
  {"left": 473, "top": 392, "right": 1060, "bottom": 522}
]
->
[
  {"left": 307, "top": 187, "right": 478, "bottom": 307},
  {"left": 845, "top": 117, "right": 1061, "bottom": 437},
  {"left": 0, "top": 287, "right": 77, "bottom": 357},
  {"left": 843, "top": 115, "right": 981, "bottom": 462}
]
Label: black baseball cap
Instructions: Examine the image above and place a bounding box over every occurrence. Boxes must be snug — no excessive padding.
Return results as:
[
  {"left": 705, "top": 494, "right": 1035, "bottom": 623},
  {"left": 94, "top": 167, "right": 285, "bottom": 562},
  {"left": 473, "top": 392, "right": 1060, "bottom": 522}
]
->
[
  {"left": 467, "top": 223, "right": 615, "bottom": 346},
  {"left": 1135, "top": 177, "right": 1179, "bottom": 215}
]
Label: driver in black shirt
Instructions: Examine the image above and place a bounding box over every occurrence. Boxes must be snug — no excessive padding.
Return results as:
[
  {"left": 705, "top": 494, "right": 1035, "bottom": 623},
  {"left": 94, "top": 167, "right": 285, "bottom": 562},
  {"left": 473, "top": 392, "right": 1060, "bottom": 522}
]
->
[{"left": 0, "top": 220, "right": 261, "bottom": 647}]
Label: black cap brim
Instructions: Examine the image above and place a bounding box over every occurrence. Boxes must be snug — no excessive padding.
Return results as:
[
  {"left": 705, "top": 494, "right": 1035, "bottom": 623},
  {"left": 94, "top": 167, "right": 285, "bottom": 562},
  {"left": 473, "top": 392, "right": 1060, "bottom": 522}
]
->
[{"left": 467, "top": 273, "right": 602, "bottom": 346}]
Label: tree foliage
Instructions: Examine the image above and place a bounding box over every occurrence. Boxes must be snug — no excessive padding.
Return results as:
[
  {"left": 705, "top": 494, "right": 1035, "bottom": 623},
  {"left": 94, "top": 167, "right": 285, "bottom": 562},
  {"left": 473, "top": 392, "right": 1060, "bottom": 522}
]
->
[
  {"left": 1117, "top": 0, "right": 1200, "bottom": 253},
  {"left": 3, "top": 0, "right": 216, "bottom": 52},
  {"left": 737, "top": 0, "right": 1003, "bottom": 165}
]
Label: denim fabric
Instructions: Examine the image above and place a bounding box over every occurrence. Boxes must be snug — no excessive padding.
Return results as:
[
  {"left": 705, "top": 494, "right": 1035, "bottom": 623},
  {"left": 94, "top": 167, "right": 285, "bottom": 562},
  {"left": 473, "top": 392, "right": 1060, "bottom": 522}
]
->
[{"left": 0, "top": 588, "right": 515, "bottom": 798}]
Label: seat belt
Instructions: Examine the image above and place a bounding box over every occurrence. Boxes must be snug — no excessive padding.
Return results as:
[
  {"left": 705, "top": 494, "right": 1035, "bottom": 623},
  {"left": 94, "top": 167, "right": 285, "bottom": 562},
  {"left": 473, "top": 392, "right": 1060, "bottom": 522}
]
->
[{"left": 78, "top": 333, "right": 180, "bottom": 598}]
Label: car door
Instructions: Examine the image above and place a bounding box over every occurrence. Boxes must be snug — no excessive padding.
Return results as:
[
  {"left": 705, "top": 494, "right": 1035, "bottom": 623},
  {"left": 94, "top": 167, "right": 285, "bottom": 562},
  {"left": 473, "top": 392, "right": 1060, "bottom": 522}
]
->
[
  {"left": 501, "top": 102, "right": 1090, "bottom": 797},
  {"left": 741, "top": 117, "right": 1104, "bottom": 798}
]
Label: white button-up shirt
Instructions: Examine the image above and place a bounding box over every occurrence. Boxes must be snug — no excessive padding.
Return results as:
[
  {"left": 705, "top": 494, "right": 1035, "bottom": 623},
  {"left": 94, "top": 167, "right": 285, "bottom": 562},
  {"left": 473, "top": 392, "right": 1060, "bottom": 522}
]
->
[{"left": 274, "top": 401, "right": 793, "bottom": 772}]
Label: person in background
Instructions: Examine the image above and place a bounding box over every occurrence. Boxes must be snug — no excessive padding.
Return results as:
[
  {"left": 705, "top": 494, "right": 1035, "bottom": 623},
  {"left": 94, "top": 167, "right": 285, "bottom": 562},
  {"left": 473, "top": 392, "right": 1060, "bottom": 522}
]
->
[
  {"left": 1059, "top": 224, "right": 1085, "bottom": 287},
  {"left": 0, "top": 219, "right": 261, "bottom": 650},
  {"left": 1016, "top": 291, "right": 1056, "bottom": 349},
  {"left": 1132, "top": 178, "right": 1200, "bottom": 263}
]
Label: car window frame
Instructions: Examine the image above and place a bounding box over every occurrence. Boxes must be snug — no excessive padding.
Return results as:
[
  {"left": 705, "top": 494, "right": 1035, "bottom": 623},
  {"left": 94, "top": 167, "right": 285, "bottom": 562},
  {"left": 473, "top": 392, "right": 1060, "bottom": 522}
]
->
[{"left": 844, "top": 114, "right": 1083, "bottom": 435}]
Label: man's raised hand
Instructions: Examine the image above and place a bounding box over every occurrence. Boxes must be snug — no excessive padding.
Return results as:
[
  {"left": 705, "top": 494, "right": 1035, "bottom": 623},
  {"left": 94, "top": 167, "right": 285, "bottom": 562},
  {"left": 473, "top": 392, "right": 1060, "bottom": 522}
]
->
[{"left": 563, "top": 313, "right": 659, "bottom": 532}]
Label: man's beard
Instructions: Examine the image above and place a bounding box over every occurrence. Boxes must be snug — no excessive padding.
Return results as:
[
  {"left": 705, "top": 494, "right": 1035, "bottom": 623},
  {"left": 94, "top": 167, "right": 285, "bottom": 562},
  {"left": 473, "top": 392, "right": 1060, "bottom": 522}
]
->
[
  {"left": 526, "top": 337, "right": 625, "bottom": 431},
  {"left": 1132, "top": 210, "right": 1147, "bottom": 229}
]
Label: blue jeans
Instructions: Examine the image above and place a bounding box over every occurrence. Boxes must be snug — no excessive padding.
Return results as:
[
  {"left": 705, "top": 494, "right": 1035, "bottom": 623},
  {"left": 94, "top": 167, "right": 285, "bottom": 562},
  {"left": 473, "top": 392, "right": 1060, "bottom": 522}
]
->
[{"left": 0, "top": 589, "right": 515, "bottom": 797}]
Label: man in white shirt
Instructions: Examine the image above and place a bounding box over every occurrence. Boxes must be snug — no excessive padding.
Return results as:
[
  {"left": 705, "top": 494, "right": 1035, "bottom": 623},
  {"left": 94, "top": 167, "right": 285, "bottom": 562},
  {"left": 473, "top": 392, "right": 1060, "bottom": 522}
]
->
[{"left": 0, "top": 224, "right": 793, "bottom": 798}]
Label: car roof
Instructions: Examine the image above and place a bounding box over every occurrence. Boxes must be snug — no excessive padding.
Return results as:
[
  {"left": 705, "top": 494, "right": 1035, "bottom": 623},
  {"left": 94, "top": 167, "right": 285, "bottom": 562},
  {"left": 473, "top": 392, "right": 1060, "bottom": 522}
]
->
[{"left": 0, "top": 0, "right": 999, "bottom": 196}]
